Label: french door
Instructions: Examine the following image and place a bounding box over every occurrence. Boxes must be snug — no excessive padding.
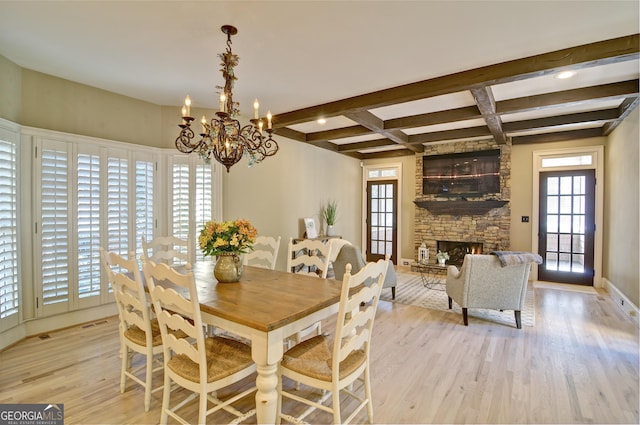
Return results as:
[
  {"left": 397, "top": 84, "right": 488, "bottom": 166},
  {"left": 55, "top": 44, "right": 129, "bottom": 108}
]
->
[
  {"left": 366, "top": 180, "right": 397, "bottom": 263},
  {"left": 538, "top": 169, "right": 595, "bottom": 285}
]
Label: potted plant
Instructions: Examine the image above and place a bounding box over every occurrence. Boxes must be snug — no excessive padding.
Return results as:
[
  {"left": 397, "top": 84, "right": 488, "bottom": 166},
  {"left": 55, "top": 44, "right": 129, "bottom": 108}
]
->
[
  {"left": 436, "top": 250, "right": 449, "bottom": 266},
  {"left": 321, "top": 200, "right": 338, "bottom": 236}
]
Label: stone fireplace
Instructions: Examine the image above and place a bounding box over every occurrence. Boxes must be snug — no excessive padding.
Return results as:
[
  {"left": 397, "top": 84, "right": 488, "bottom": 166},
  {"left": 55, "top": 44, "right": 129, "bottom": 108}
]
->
[
  {"left": 415, "top": 140, "right": 511, "bottom": 262},
  {"left": 437, "top": 240, "right": 483, "bottom": 266}
]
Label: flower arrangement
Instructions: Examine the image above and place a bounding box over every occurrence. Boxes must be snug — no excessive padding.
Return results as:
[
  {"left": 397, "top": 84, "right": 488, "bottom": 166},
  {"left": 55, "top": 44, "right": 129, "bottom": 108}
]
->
[
  {"left": 436, "top": 250, "right": 450, "bottom": 262},
  {"left": 199, "top": 219, "right": 257, "bottom": 257}
]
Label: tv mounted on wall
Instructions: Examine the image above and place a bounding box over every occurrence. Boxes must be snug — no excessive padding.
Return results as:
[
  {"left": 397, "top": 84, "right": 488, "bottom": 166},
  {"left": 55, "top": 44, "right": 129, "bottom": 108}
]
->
[{"left": 422, "top": 149, "right": 501, "bottom": 196}]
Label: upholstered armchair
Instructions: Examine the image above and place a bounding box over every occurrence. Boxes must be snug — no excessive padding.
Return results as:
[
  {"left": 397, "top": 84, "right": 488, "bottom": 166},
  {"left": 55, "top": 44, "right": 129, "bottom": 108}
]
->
[
  {"left": 446, "top": 254, "right": 532, "bottom": 329},
  {"left": 332, "top": 243, "right": 397, "bottom": 299}
]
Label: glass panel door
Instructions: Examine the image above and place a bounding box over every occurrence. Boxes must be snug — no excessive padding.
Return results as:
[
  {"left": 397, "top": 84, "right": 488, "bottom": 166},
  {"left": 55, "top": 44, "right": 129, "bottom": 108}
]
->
[
  {"left": 366, "top": 180, "right": 397, "bottom": 263},
  {"left": 538, "top": 170, "right": 595, "bottom": 285}
]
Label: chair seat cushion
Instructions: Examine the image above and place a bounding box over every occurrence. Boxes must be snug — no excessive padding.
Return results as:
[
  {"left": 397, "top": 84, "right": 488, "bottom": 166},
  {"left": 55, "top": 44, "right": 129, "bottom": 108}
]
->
[
  {"left": 281, "top": 335, "right": 365, "bottom": 382},
  {"left": 167, "top": 336, "right": 253, "bottom": 383},
  {"left": 124, "top": 318, "right": 163, "bottom": 346}
]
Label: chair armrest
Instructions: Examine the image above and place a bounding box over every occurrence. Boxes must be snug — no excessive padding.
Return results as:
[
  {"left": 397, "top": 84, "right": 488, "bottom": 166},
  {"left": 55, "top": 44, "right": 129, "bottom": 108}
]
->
[{"left": 447, "top": 265, "right": 462, "bottom": 279}]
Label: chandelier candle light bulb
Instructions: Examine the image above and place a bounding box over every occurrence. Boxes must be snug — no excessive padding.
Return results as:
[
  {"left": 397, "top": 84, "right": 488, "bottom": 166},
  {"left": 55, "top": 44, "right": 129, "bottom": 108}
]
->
[{"left": 175, "top": 25, "right": 279, "bottom": 172}]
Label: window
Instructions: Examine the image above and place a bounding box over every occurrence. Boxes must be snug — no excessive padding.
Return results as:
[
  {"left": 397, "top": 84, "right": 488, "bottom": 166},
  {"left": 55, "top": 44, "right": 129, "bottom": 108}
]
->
[
  {"left": 0, "top": 131, "right": 18, "bottom": 321},
  {"left": 542, "top": 155, "right": 593, "bottom": 168}
]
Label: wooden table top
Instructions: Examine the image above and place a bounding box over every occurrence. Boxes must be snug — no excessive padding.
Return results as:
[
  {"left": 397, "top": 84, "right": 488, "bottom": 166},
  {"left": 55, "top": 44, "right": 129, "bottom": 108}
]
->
[{"left": 182, "top": 262, "right": 343, "bottom": 333}]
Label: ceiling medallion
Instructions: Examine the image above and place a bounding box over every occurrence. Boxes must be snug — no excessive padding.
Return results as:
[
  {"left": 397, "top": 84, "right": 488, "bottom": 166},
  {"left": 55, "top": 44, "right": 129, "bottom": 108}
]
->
[{"left": 175, "top": 25, "right": 278, "bottom": 172}]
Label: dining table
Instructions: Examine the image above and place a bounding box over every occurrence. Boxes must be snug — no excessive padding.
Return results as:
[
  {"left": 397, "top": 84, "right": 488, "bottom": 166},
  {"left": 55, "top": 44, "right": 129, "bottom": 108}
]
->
[{"left": 184, "top": 261, "right": 344, "bottom": 424}]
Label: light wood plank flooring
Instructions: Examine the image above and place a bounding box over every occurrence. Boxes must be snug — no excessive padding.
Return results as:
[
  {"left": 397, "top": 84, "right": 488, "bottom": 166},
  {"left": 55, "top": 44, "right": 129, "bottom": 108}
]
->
[{"left": 1, "top": 280, "right": 638, "bottom": 424}]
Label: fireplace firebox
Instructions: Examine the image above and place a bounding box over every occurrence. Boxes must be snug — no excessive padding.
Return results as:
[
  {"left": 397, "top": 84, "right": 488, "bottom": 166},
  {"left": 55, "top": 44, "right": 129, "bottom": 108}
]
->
[{"left": 437, "top": 241, "right": 483, "bottom": 266}]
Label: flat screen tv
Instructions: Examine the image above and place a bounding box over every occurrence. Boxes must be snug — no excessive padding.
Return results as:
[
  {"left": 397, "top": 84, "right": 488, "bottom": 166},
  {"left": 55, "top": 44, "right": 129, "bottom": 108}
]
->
[{"left": 422, "top": 149, "right": 501, "bottom": 196}]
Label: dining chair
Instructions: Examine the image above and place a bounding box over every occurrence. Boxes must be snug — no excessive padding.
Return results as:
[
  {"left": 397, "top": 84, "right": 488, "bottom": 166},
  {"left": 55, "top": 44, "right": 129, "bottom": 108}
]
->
[
  {"left": 286, "top": 237, "right": 333, "bottom": 278},
  {"left": 285, "top": 237, "right": 334, "bottom": 345},
  {"left": 277, "top": 258, "right": 389, "bottom": 424},
  {"left": 242, "top": 235, "right": 281, "bottom": 270},
  {"left": 142, "top": 260, "right": 257, "bottom": 425},
  {"left": 100, "top": 248, "right": 163, "bottom": 412},
  {"left": 141, "top": 235, "right": 191, "bottom": 266}
]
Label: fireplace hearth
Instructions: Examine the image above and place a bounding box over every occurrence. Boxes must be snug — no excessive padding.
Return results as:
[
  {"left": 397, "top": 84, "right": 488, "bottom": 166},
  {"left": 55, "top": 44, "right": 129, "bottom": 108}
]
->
[{"left": 437, "top": 240, "right": 483, "bottom": 266}]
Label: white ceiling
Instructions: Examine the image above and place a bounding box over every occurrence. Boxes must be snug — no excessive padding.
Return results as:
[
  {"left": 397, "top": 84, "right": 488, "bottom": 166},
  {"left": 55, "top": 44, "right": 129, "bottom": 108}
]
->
[{"left": 0, "top": 1, "right": 638, "bottom": 155}]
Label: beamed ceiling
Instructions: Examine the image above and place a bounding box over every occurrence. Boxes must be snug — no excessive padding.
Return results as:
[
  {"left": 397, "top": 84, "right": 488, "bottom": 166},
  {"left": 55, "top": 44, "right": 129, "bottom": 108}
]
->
[
  {"left": 0, "top": 2, "right": 638, "bottom": 160},
  {"left": 273, "top": 34, "right": 639, "bottom": 159}
]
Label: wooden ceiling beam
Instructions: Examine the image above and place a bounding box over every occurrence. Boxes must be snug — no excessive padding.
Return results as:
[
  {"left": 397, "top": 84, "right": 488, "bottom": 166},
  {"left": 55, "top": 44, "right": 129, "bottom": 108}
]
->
[
  {"left": 383, "top": 105, "right": 481, "bottom": 130},
  {"left": 603, "top": 96, "right": 640, "bottom": 135},
  {"left": 305, "top": 125, "right": 371, "bottom": 142},
  {"left": 344, "top": 111, "right": 422, "bottom": 152},
  {"left": 361, "top": 149, "right": 418, "bottom": 160},
  {"left": 408, "top": 126, "right": 492, "bottom": 144},
  {"left": 337, "top": 139, "right": 394, "bottom": 152},
  {"left": 511, "top": 128, "right": 603, "bottom": 145},
  {"left": 503, "top": 109, "right": 619, "bottom": 133},
  {"left": 497, "top": 80, "right": 639, "bottom": 114},
  {"left": 273, "top": 34, "right": 639, "bottom": 127},
  {"left": 471, "top": 86, "right": 507, "bottom": 144}
]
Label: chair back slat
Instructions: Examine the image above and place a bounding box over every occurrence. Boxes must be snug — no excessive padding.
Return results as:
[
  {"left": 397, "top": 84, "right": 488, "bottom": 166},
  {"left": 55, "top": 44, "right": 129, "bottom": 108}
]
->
[
  {"left": 286, "top": 237, "right": 333, "bottom": 278},
  {"left": 243, "top": 235, "right": 281, "bottom": 269},
  {"left": 333, "top": 259, "right": 387, "bottom": 375},
  {"left": 142, "top": 235, "right": 192, "bottom": 266}
]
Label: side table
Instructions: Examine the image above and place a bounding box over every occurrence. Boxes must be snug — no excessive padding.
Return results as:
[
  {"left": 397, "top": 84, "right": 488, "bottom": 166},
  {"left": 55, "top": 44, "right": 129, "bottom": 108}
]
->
[{"left": 411, "top": 262, "right": 448, "bottom": 290}]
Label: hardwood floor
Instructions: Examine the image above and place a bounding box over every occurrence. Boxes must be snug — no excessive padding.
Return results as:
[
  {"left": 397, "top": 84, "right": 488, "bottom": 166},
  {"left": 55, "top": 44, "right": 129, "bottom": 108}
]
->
[{"left": 1, "top": 281, "right": 638, "bottom": 424}]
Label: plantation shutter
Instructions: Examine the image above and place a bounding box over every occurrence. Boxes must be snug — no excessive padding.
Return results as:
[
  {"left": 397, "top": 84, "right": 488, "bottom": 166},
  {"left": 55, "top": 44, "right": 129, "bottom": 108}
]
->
[
  {"left": 107, "top": 155, "right": 128, "bottom": 255},
  {"left": 0, "top": 134, "right": 18, "bottom": 322},
  {"left": 194, "top": 164, "right": 212, "bottom": 261},
  {"left": 39, "top": 143, "right": 71, "bottom": 314},
  {"left": 77, "top": 152, "right": 101, "bottom": 300},
  {"left": 135, "top": 159, "right": 154, "bottom": 259},
  {"left": 172, "top": 162, "right": 190, "bottom": 241}
]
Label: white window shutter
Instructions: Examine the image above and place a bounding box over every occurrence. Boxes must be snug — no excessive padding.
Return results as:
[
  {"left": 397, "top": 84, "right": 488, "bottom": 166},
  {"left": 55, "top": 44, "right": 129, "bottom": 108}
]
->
[
  {"left": 194, "top": 164, "right": 212, "bottom": 261},
  {"left": 77, "top": 153, "right": 101, "bottom": 299},
  {"left": 107, "top": 156, "right": 128, "bottom": 255},
  {"left": 135, "top": 159, "right": 154, "bottom": 259},
  {"left": 172, "top": 163, "right": 190, "bottom": 241},
  {"left": 0, "top": 137, "right": 18, "bottom": 320},
  {"left": 40, "top": 146, "right": 70, "bottom": 309}
]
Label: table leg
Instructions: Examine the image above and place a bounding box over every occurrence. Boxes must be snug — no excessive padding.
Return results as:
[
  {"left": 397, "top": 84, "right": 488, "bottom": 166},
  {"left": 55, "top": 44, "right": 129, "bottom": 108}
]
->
[{"left": 255, "top": 362, "right": 279, "bottom": 424}]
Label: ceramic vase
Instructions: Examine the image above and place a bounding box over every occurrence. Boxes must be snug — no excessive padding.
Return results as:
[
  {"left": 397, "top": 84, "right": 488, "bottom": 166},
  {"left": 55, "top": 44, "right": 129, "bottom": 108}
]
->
[
  {"left": 214, "top": 253, "right": 242, "bottom": 283},
  {"left": 326, "top": 224, "right": 335, "bottom": 236}
]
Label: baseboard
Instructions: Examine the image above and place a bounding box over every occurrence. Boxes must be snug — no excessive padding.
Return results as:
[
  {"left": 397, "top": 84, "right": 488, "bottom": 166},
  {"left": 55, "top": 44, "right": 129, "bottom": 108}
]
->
[
  {"left": 604, "top": 277, "right": 640, "bottom": 327},
  {"left": 400, "top": 258, "right": 413, "bottom": 267},
  {"left": 1, "top": 303, "right": 117, "bottom": 351}
]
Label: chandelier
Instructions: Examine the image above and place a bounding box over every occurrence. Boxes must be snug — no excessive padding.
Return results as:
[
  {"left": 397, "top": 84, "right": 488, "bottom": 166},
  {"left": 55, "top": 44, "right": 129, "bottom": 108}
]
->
[{"left": 175, "top": 25, "right": 279, "bottom": 172}]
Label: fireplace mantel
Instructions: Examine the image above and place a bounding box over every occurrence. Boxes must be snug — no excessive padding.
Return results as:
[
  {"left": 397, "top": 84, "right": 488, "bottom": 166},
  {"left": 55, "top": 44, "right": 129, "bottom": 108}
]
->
[{"left": 414, "top": 199, "right": 509, "bottom": 215}]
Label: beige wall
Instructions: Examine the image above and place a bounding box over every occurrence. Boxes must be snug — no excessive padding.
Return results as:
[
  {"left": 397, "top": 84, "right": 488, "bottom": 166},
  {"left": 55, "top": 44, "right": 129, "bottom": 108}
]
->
[
  {"left": 224, "top": 138, "right": 363, "bottom": 271},
  {"left": 604, "top": 109, "right": 639, "bottom": 306},
  {"left": 20, "top": 68, "right": 164, "bottom": 147},
  {"left": 0, "top": 55, "right": 22, "bottom": 122}
]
